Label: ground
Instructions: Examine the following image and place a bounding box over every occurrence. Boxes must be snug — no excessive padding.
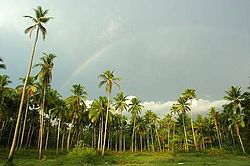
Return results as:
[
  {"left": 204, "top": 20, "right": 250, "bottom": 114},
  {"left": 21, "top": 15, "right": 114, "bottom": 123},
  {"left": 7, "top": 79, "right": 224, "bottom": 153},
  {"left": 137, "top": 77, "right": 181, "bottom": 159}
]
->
[{"left": 0, "top": 149, "right": 250, "bottom": 165}]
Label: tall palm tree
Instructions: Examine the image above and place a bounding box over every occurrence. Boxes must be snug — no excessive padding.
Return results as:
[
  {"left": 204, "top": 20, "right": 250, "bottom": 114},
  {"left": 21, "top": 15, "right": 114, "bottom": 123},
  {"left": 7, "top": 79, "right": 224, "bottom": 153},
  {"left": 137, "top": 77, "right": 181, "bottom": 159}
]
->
[
  {"left": 98, "top": 70, "right": 120, "bottom": 156},
  {"left": 51, "top": 99, "right": 67, "bottom": 154},
  {"left": 0, "top": 57, "right": 6, "bottom": 70},
  {"left": 34, "top": 53, "right": 56, "bottom": 159},
  {"left": 144, "top": 110, "right": 162, "bottom": 152},
  {"left": 171, "top": 97, "right": 190, "bottom": 151},
  {"left": 89, "top": 96, "right": 108, "bottom": 150},
  {"left": 228, "top": 113, "right": 246, "bottom": 153},
  {"left": 8, "top": 6, "right": 53, "bottom": 162},
  {"left": 182, "top": 89, "right": 198, "bottom": 150},
  {"left": 66, "top": 84, "right": 87, "bottom": 151},
  {"left": 128, "top": 97, "right": 143, "bottom": 152},
  {"left": 209, "top": 107, "right": 222, "bottom": 149},
  {"left": 16, "top": 76, "right": 37, "bottom": 149},
  {"left": 113, "top": 92, "right": 128, "bottom": 151},
  {"left": 224, "top": 86, "right": 244, "bottom": 116}
]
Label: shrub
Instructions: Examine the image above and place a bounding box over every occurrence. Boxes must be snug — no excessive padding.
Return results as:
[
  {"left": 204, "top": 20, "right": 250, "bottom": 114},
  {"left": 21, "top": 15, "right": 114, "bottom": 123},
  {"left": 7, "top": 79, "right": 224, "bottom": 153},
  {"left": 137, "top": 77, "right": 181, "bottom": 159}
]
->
[
  {"left": 205, "top": 148, "right": 226, "bottom": 155},
  {"left": 66, "top": 147, "right": 102, "bottom": 165}
]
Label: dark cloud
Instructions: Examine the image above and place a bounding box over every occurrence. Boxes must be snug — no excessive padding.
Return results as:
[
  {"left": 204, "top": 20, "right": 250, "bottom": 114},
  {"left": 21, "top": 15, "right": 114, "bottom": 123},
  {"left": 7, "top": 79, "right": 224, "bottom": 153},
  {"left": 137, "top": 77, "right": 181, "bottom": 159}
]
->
[{"left": 1, "top": 0, "right": 249, "bottom": 101}]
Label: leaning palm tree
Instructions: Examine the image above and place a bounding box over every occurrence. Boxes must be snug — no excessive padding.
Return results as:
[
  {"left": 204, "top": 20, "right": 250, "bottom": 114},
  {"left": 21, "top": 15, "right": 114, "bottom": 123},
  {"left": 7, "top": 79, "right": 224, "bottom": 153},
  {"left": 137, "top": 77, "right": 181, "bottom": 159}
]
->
[
  {"left": 228, "top": 113, "right": 246, "bottom": 154},
  {"left": 113, "top": 92, "right": 128, "bottom": 151},
  {"left": 34, "top": 53, "right": 56, "bottom": 159},
  {"left": 128, "top": 97, "right": 143, "bottom": 152},
  {"left": 98, "top": 70, "right": 120, "bottom": 156},
  {"left": 8, "top": 6, "right": 53, "bottom": 162},
  {"left": 0, "top": 57, "right": 6, "bottom": 70},
  {"left": 182, "top": 89, "right": 198, "bottom": 150},
  {"left": 209, "top": 107, "right": 222, "bottom": 149}
]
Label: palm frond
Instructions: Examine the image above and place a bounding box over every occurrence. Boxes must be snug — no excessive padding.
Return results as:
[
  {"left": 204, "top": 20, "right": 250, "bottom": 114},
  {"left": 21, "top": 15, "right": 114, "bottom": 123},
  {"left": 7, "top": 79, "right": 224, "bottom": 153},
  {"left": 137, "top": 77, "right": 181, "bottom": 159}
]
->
[
  {"left": 38, "top": 24, "right": 47, "bottom": 40},
  {"left": 98, "top": 80, "right": 106, "bottom": 88}
]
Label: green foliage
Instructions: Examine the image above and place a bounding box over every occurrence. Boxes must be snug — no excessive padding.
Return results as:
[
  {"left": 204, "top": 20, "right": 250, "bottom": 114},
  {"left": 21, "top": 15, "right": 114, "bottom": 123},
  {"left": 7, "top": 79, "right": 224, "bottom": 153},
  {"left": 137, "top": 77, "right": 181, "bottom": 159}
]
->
[
  {"left": 204, "top": 148, "right": 227, "bottom": 155},
  {"left": 65, "top": 147, "right": 102, "bottom": 165}
]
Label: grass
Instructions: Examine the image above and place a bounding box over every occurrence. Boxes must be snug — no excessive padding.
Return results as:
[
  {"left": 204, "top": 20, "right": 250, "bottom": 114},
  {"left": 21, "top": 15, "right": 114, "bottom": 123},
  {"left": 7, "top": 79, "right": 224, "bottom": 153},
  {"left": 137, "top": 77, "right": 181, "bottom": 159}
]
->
[{"left": 0, "top": 149, "right": 250, "bottom": 165}]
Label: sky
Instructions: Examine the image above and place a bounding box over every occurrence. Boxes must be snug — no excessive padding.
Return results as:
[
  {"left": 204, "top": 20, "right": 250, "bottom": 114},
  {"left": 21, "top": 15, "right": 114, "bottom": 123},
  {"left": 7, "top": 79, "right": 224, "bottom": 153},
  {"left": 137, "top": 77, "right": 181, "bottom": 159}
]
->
[{"left": 0, "top": 0, "right": 249, "bottom": 116}]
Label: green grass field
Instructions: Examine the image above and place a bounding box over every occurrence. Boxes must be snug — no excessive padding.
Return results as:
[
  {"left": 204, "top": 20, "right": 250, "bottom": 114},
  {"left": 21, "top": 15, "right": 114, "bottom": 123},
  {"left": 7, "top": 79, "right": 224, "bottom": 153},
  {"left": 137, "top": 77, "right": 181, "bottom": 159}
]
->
[{"left": 1, "top": 149, "right": 250, "bottom": 166}]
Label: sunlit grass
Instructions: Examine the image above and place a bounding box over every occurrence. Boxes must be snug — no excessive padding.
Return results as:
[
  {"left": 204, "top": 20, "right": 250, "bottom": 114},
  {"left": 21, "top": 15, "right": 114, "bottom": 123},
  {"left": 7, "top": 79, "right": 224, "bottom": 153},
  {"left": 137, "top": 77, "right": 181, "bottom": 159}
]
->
[{"left": 0, "top": 149, "right": 250, "bottom": 165}]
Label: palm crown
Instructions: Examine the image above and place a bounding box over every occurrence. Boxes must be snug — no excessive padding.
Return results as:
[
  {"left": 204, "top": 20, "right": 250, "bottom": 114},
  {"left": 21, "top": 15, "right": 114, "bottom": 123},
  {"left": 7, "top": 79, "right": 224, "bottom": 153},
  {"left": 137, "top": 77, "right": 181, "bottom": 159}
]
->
[{"left": 24, "top": 6, "right": 53, "bottom": 40}]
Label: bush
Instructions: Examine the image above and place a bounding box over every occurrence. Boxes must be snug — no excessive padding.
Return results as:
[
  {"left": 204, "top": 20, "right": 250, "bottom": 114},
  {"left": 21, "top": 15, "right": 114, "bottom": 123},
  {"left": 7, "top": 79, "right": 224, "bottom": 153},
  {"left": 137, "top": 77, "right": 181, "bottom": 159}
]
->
[
  {"left": 205, "top": 148, "right": 226, "bottom": 155},
  {"left": 66, "top": 147, "right": 102, "bottom": 165}
]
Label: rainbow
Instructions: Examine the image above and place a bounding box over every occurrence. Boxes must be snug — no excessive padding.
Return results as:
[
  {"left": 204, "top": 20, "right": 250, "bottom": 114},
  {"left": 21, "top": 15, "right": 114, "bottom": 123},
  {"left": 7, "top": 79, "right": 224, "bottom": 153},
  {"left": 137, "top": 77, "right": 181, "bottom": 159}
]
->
[{"left": 60, "top": 41, "right": 118, "bottom": 89}]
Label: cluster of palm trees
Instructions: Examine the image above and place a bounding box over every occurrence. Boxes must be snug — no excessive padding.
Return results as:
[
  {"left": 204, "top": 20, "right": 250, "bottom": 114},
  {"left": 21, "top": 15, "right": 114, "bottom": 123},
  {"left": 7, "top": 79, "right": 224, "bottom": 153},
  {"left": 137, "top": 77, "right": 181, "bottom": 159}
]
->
[{"left": 0, "top": 6, "right": 250, "bottom": 164}]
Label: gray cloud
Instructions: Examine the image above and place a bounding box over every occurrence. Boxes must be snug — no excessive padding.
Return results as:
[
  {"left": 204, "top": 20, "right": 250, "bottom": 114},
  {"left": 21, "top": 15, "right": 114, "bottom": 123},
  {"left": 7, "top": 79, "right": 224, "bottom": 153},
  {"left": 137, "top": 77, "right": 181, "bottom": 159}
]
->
[{"left": 0, "top": 0, "right": 249, "bottom": 102}]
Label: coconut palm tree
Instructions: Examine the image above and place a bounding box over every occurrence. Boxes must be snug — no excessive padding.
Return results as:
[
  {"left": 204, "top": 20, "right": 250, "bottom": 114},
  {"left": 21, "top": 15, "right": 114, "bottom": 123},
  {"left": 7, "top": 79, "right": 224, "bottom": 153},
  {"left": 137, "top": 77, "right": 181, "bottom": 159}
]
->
[
  {"left": 89, "top": 97, "right": 107, "bottom": 150},
  {"left": 209, "top": 107, "right": 222, "bottom": 149},
  {"left": 16, "top": 76, "right": 37, "bottom": 149},
  {"left": 34, "top": 53, "right": 56, "bottom": 159},
  {"left": 128, "top": 97, "right": 143, "bottom": 152},
  {"left": 0, "top": 75, "right": 12, "bottom": 140},
  {"left": 0, "top": 57, "right": 6, "bottom": 70},
  {"left": 228, "top": 113, "right": 246, "bottom": 153},
  {"left": 51, "top": 99, "right": 68, "bottom": 154},
  {"left": 8, "top": 6, "right": 53, "bottom": 162},
  {"left": 65, "top": 84, "right": 87, "bottom": 151},
  {"left": 171, "top": 97, "right": 190, "bottom": 151},
  {"left": 98, "top": 70, "right": 120, "bottom": 156},
  {"left": 144, "top": 110, "right": 162, "bottom": 152},
  {"left": 113, "top": 92, "right": 128, "bottom": 151},
  {"left": 182, "top": 89, "right": 198, "bottom": 150}
]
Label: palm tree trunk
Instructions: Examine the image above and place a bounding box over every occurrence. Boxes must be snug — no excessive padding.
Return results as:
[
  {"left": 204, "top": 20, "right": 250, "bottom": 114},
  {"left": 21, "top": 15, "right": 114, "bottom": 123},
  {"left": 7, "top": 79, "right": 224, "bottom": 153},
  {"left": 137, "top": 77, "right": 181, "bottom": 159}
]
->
[
  {"left": 56, "top": 118, "right": 61, "bottom": 154},
  {"left": 107, "top": 129, "right": 110, "bottom": 151},
  {"left": 24, "top": 124, "right": 32, "bottom": 149},
  {"left": 135, "top": 131, "right": 137, "bottom": 152},
  {"left": 182, "top": 114, "right": 189, "bottom": 151},
  {"left": 102, "top": 93, "right": 110, "bottom": 156},
  {"left": 0, "top": 120, "right": 6, "bottom": 144},
  {"left": 167, "top": 129, "right": 170, "bottom": 151},
  {"left": 61, "top": 133, "right": 65, "bottom": 151},
  {"left": 19, "top": 95, "right": 30, "bottom": 149},
  {"left": 7, "top": 120, "right": 14, "bottom": 148},
  {"left": 45, "top": 111, "right": 51, "bottom": 151},
  {"left": 140, "top": 135, "right": 143, "bottom": 152},
  {"left": 155, "top": 128, "right": 162, "bottom": 152},
  {"left": 67, "top": 128, "right": 72, "bottom": 151},
  {"left": 93, "top": 127, "right": 96, "bottom": 148},
  {"left": 147, "top": 133, "right": 150, "bottom": 151},
  {"left": 190, "top": 100, "right": 198, "bottom": 151},
  {"left": 98, "top": 120, "right": 101, "bottom": 150},
  {"left": 123, "top": 134, "right": 126, "bottom": 151},
  {"left": 115, "top": 133, "right": 118, "bottom": 152},
  {"left": 236, "top": 125, "right": 245, "bottom": 154},
  {"left": 28, "top": 127, "right": 35, "bottom": 148},
  {"left": 8, "top": 28, "right": 39, "bottom": 163},
  {"left": 150, "top": 128, "right": 155, "bottom": 152},
  {"left": 131, "top": 118, "right": 136, "bottom": 152},
  {"left": 230, "top": 128, "right": 236, "bottom": 150},
  {"left": 16, "top": 116, "right": 23, "bottom": 150},
  {"left": 39, "top": 88, "right": 46, "bottom": 159},
  {"left": 119, "top": 111, "right": 123, "bottom": 151}
]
